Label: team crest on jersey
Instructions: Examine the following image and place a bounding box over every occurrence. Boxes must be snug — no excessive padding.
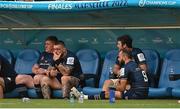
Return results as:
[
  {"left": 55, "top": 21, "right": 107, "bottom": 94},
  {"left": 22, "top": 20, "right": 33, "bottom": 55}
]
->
[
  {"left": 120, "top": 68, "right": 125, "bottom": 76},
  {"left": 137, "top": 53, "right": 145, "bottom": 62},
  {"left": 67, "top": 57, "right": 74, "bottom": 65}
]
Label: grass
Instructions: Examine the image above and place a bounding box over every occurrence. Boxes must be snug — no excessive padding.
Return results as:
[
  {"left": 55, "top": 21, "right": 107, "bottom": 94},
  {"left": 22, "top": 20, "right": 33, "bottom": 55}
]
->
[{"left": 0, "top": 99, "right": 179, "bottom": 108}]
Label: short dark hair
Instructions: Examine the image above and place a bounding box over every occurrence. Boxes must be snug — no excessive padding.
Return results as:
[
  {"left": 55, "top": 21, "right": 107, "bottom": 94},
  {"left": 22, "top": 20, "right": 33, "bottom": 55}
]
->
[
  {"left": 117, "top": 35, "right": 132, "bottom": 48},
  {"left": 45, "top": 36, "right": 58, "bottom": 43},
  {"left": 121, "top": 49, "right": 132, "bottom": 59},
  {"left": 55, "top": 40, "right": 65, "bottom": 47}
]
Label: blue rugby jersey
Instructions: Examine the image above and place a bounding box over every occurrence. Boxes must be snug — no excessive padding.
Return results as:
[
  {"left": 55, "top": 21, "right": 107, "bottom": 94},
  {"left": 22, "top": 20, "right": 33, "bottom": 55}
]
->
[
  {"left": 54, "top": 50, "right": 83, "bottom": 79},
  {"left": 37, "top": 52, "right": 54, "bottom": 69},
  {"left": 119, "top": 61, "right": 149, "bottom": 89}
]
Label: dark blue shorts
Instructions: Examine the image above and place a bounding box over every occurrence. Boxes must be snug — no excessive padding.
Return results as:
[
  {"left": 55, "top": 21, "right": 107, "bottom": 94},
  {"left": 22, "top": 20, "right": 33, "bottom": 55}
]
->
[
  {"left": 122, "top": 88, "right": 148, "bottom": 99},
  {"left": 4, "top": 76, "right": 16, "bottom": 92}
]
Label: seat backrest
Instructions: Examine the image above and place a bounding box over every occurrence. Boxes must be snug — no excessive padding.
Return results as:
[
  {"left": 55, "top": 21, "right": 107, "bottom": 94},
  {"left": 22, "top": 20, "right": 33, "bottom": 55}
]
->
[
  {"left": 0, "top": 49, "right": 14, "bottom": 65},
  {"left": 15, "top": 49, "right": 40, "bottom": 74},
  {"left": 76, "top": 49, "right": 100, "bottom": 87},
  {"left": 159, "top": 49, "right": 180, "bottom": 88},
  {"left": 99, "top": 50, "right": 118, "bottom": 88},
  {"left": 142, "top": 49, "right": 160, "bottom": 87}
]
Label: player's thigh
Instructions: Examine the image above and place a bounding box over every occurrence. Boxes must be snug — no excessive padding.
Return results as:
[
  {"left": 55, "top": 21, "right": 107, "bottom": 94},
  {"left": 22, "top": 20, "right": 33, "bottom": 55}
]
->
[
  {"left": 49, "top": 78, "right": 62, "bottom": 89},
  {"left": 0, "top": 77, "right": 5, "bottom": 90},
  {"left": 69, "top": 76, "right": 80, "bottom": 87}
]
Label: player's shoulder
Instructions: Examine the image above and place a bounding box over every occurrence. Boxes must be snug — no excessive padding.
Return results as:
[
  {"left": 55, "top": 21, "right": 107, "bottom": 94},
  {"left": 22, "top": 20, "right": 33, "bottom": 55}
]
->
[
  {"left": 132, "top": 48, "right": 143, "bottom": 54},
  {"left": 66, "top": 50, "right": 76, "bottom": 58}
]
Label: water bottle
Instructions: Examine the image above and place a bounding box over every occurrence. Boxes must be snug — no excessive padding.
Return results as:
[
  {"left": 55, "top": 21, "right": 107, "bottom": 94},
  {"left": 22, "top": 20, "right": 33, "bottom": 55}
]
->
[
  {"left": 109, "top": 86, "right": 115, "bottom": 103},
  {"left": 69, "top": 91, "right": 75, "bottom": 103},
  {"left": 78, "top": 92, "right": 84, "bottom": 103},
  {"left": 22, "top": 97, "right": 30, "bottom": 103}
]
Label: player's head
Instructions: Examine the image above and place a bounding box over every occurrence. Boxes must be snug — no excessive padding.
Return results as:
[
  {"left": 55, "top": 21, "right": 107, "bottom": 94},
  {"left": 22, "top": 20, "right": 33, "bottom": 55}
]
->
[
  {"left": 53, "top": 40, "right": 66, "bottom": 56},
  {"left": 45, "top": 36, "right": 58, "bottom": 53},
  {"left": 116, "top": 35, "right": 133, "bottom": 51},
  {"left": 118, "top": 49, "right": 132, "bottom": 63}
]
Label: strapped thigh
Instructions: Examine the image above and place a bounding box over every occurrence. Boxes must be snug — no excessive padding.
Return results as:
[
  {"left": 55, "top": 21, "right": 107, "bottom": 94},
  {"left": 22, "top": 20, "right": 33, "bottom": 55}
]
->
[{"left": 0, "top": 77, "right": 5, "bottom": 90}]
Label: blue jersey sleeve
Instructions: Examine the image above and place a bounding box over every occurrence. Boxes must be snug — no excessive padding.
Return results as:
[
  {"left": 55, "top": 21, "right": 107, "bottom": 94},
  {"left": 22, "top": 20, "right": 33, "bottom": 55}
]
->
[{"left": 132, "top": 48, "right": 146, "bottom": 65}]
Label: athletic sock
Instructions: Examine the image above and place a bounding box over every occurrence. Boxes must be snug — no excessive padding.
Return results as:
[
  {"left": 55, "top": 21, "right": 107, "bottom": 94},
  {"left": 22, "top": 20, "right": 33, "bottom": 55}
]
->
[
  {"left": 35, "top": 84, "right": 43, "bottom": 98},
  {"left": 16, "top": 84, "right": 28, "bottom": 98}
]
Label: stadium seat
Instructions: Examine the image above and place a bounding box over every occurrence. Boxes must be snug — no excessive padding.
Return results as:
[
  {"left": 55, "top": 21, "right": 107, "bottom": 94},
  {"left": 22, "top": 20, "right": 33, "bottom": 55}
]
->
[
  {"left": 76, "top": 49, "right": 100, "bottom": 87},
  {"left": 148, "top": 49, "right": 180, "bottom": 98},
  {"left": 142, "top": 49, "right": 160, "bottom": 87},
  {"left": 9, "top": 49, "right": 40, "bottom": 98},
  {"left": 0, "top": 49, "right": 14, "bottom": 65},
  {"left": 83, "top": 50, "right": 118, "bottom": 95},
  {"left": 15, "top": 49, "right": 40, "bottom": 75},
  {"left": 165, "top": 49, "right": 180, "bottom": 98}
]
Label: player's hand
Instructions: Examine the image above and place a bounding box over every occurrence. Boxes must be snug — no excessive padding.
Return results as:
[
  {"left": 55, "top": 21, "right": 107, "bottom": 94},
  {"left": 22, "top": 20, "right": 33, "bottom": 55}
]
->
[
  {"left": 113, "top": 65, "right": 120, "bottom": 75},
  {"left": 53, "top": 51, "right": 63, "bottom": 61},
  {"left": 38, "top": 68, "right": 47, "bottom": 75},
  {"left": 49, "top": 69, "right": 58, "bottom": 78}
]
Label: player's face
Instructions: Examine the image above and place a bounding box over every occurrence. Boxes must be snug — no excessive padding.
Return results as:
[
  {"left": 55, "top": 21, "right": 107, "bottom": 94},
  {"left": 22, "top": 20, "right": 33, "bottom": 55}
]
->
[
  {"left": 53, "top": 44, "right": 65, "bottom": 55},
  {"left": 45, "top": 40, "right": 54, "bottom": 53},
  {"left": 118, "top": 51, "right": 123, "bottom": 62},
  {"left": 118, "top": 51, "right": 125, "bottom": 64},
  {"left": 117, "top": 41, "right": 126, "bottom": 51}
]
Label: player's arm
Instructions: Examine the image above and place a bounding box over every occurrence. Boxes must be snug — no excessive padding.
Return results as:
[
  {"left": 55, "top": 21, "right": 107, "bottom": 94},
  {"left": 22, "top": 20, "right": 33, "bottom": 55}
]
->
[
  {"left": 116, "top": 79, "right": 128, "bottom": 92},
  {"left": 48, "top": 66, "right": 59, "bottom": 77},
  {"left": 56, "top": 64, "right": 73, "bottom": 76},
  {"left": 139, "top": 64, "right": 148, "bottom": 73},
  {"left": 136, "top": 52, "right": 148, "bottom": 72},
  {"left": 113, "top": 64, "right": 121, "bottom": 75},
  {"left": 32, "top": 64, "right": 47, "bottom": 75}
]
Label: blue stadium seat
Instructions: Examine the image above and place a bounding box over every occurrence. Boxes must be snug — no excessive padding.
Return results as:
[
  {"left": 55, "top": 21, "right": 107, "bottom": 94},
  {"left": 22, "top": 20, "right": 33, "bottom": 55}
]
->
[
  {"left": 13, "top": 49, "right": 40, "bottom": 98},
  {"left": 148, "top": 49, "right": 180, "bottom": 98},
  {"left": 142, "top": 49, "right": 160, "bottom": 88},
  {"left": 83, "top": 50, "right": 118, "bottom": 95},
  {"left": 0, "top": 49, "right": 14, "bottom": 65},
  {"left": 15, "top": 49, "right": 40, "bottom": 75},
  {"left": 165, "top": 49, "right": 180, "bottom": 98},
  {"left": 76, "top": 49, "right": 100, "bottom": 87}
]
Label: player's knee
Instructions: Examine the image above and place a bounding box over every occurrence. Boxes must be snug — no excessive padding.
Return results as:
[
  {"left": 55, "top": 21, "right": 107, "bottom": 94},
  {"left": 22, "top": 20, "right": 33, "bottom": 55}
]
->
[
  {"left": 41, "top": 76, "right": 50, "bottom": 85},
  {"left": 34, "top": 75, "right": 42, "bottom": 84},
  {"left": 104, "top": 80, "right": 112, "bottom": 85},
  {"left": 61, "top": 76, "right": 70, "bottom": 82},
  {"left": 16, "top": 75, "right": 33, "bottom": 83}
]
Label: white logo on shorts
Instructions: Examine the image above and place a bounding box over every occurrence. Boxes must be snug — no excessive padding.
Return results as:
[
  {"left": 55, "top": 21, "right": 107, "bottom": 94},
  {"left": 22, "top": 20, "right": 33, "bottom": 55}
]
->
[{"left": 7, "top": 77, "right": 11, "bottom": 81}]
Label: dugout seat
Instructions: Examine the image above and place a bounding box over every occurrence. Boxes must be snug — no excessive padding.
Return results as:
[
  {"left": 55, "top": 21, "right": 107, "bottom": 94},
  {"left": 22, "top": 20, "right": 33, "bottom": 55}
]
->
[
  {"left": 148, "top": 49, "right": 180, "bottom": 98},
  {"left": 0, "top": 49, "right": 14, "bottom": 65},
  {"left": 83, "top": 50, "right": 118, "bottom": 95},
  {"left": 165, "top": 49, "right": 180, "bottom": 98},
  {"left": 10, "top": 49, "right": 40, "bottom": 98},
  {"left": 14, "top": 49, "right": 40, "bottom": 75},
  {"left": 76, "top": 49, "right": 100, "bottom": 87}
]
